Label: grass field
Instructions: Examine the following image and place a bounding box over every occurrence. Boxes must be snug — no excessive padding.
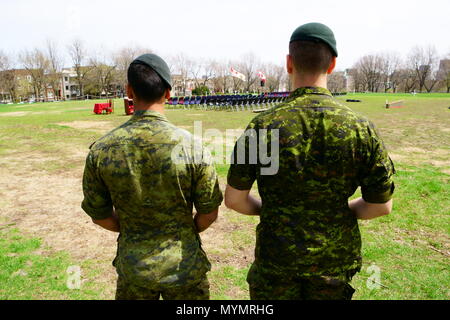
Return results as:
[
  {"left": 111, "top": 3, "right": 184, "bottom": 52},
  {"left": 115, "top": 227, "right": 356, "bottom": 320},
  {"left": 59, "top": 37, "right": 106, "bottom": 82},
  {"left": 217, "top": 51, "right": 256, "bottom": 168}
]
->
[{"left": 0, "top": 93, "right": 449, "bottom": 300}]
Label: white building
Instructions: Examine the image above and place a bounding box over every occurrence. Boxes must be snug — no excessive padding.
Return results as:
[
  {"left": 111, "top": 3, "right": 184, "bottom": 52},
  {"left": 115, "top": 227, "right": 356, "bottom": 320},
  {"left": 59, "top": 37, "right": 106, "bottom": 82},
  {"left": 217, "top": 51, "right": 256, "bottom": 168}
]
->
[{"left": 61, "top": 68, "right": 80, "bottom": 99}]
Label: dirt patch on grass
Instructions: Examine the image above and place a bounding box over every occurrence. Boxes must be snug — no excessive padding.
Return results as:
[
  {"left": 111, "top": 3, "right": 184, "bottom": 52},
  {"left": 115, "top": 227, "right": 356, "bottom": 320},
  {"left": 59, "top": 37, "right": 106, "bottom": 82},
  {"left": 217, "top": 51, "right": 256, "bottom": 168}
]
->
[
  {"left": 57, "top": 121, "right": 115, "bottom": 131},
  {"left": 430, "top": 160, "right": 450, "bottom": 168},
  {"left": 0, "top": 151, "right": 60, "bottom": 165},
  {"left": 71, "top": 107, "right": 93, "bottom": 111},
  {"left": 0, "top": 151, "right": 117, "bottom": 299},
  {"left": 31, "top": 111, "right": 63, "bottom": 115},
  {"left": 434, "top": 149, "right": 449, "bottom": 156},
  {"left": 393, "top": 227, "right": 450, "bottom": 253},
  {"left": 201, "top": 211, "right": 237, "bottom": 257},
  {"left": 0, "top": 147, "right": 254, "bottom": 299},
  {"left": 390, "top": 153, "right": 407, "bottom": 162},
  {"left": 201, "top": 207, "right": 256, "bottom": 269},
  {"left": 401, "top": 147, "right": 428, "bottom": 153},
  {"left": 391, "top": 147, "right": 449, "bottom": 169},
  {"left": 0, "top": 111, "right": 30, "bottom": 117}
]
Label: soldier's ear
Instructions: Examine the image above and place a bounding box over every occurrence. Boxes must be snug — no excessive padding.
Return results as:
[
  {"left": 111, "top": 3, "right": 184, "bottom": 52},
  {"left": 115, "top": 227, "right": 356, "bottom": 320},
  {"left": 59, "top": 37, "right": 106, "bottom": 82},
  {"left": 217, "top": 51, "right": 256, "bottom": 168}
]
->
[
  {"left": 326, "top": 57, "right": 336, "bottom": 75},
  {"left": 165, "top": 89, "right": 171, "bottom": 100},
  {"left": 286, "top": 54, "right": 294, "bottom": 75},
  {"left": 126, "top": 84, "right": 134, "bottom": 99}
]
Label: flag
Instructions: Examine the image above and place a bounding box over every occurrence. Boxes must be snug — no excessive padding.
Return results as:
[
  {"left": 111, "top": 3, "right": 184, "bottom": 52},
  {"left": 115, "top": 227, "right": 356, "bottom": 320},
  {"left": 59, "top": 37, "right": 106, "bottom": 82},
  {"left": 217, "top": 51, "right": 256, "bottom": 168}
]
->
[
  {"left": 230, "top": 67, "right": 246, "bottom": 81},
  {"left": 257, "top": 71, "right": 267, "bottom": 81}
]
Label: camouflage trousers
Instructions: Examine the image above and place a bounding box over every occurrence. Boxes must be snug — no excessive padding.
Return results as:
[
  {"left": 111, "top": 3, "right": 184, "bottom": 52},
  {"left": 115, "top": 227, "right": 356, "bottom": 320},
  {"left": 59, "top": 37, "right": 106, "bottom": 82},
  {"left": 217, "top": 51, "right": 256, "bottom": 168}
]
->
[
  {"left": 115, "top": 275, "right": 210, "bottom": 300},
  {"left": 248, "top": 265, "right": 357, "bottom": 300}
]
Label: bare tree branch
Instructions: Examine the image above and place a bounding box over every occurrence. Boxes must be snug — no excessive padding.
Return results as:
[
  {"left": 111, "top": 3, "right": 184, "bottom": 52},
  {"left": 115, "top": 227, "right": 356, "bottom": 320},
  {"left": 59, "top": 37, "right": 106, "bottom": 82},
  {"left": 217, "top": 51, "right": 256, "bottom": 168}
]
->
[
  {"left": 67, "top": 39, "right": 92, "bottom": 97},
  {"left": 408, "top": 45, "right": 438, "bottom": 92},
  {"left": 19, "top": 48, "right": 51, "bottom": 101}
]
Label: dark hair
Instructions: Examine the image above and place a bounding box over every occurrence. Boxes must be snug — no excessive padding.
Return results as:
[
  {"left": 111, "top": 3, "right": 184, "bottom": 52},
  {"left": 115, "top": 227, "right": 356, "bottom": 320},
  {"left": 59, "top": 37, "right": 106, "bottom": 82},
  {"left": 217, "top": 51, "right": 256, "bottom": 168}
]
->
[
  {"left": 289, "top": 40, "right": 333, "bottom": 74},
  {"left": 127, "top": 63, "right": 169, "bottom": 103}
]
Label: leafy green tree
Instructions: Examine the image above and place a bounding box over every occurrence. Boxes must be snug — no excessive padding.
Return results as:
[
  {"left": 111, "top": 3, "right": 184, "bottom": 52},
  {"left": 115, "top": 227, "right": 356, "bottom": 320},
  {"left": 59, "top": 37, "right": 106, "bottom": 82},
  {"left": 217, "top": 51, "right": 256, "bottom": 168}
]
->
[{"left": 192, "top": 85, "right": 210, "bottom": 95}]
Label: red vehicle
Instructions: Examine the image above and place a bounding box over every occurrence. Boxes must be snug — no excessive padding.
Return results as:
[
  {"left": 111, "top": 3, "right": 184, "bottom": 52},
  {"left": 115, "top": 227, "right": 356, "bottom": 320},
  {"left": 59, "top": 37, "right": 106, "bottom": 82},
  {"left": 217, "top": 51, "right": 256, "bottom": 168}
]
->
[
  {"left": 124, "top": 98, "right": 134, "bottom": 115},
  {"left": 93, "top": 101, "right": 114, "bottom": 114}
]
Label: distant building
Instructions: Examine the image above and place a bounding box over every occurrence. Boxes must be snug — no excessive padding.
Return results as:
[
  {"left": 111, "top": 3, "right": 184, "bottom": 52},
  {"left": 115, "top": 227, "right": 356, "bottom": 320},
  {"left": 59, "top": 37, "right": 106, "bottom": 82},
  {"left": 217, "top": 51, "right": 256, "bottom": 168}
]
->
[
  {"left": 1, "top": 67, "right": 85, "bottom": 103},
  {"left": 171, "top": 74, "right": 196, "bottom": 97},
  {"left": 437, "top": 59, "right": 450, "bottom": 79},
  {"left": 345, "top": 68, "right": 356, "bottom": 92},
  {"left": 0, "top": 69, "right": 34, "bottom": 102},
  {"left": 61, "top": 68, "right": 80, "bottom": 99}
]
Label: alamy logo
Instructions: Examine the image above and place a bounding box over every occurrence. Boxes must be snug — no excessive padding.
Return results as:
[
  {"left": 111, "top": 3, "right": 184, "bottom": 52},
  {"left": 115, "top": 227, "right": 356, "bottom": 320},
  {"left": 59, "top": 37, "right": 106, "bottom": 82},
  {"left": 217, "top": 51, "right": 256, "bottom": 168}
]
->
[
  {"left": 366, "top": 264, "right": 382, "bottom": 290},
  {"left": 171, "top": 121, "right": 279, "bottom": 175},
  {"left": 66, "top": 265, "right": 81, "bottom": 290}
]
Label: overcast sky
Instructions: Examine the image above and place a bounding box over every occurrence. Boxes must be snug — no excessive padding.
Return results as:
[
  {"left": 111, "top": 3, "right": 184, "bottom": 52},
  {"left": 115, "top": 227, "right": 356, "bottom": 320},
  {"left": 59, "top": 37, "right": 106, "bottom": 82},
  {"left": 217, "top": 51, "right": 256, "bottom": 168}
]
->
[{"left": 1, "top": 0, "right": 449, "bottom": 70}]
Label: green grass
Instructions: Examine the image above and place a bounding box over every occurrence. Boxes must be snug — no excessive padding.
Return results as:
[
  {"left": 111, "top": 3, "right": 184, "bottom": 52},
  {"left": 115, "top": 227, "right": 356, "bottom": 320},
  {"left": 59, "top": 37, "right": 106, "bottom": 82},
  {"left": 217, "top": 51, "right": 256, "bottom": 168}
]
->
[
  {"left": 351, "top": 163, "right": 449, "bottom": 300},
  {"left": 0, "top": 94, "right": 449, "bottom": 300},
  {"left": 210, "top": 161, "right": 450, "bottom": 300},
  {"left": 209, "top": 266, "right": 250, "bottom": 300},
  {"left": 0, "top": 227, "right": 107, "bottom": 300},
  {"left": 345, "top": 92, "right": 450, "bottom": 99}
]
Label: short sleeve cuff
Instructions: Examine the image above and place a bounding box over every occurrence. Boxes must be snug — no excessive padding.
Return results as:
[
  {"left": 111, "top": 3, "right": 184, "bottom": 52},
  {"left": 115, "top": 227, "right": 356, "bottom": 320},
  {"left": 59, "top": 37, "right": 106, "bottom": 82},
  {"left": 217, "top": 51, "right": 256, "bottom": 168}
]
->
[
  {"left": 195, "top": 193, "right": 224, "bottom": 214},
  {"left": 227, "top": 172, "right": 255, "bottom": 191},
  {"left": 81, "top": 201, "right": 113, "bottom": 220},
  {"left": 362, "top": 182, "right": 395, "bottom": 203}
]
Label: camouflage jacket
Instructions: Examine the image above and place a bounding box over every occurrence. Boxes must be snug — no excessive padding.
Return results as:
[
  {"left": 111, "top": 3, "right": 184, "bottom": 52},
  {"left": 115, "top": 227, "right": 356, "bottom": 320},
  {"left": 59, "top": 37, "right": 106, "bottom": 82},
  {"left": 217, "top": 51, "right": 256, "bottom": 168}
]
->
[
  {"left": 227, "top": 87, "right": 395, "bottom": 277},
  {"left": 82, "top": 110, "right": 223, "bottom": 288}
]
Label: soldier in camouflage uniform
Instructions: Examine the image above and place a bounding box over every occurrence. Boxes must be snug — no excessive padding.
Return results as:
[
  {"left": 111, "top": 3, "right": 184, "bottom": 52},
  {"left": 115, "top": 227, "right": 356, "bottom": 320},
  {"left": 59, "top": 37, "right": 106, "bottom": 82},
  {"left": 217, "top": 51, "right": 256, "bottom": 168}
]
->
[
  {"left": 81, "top": 54, "right": 223, "bottom": 300},
  {"left": 225, "top": 23, "right": 395, "bottom": 300}
]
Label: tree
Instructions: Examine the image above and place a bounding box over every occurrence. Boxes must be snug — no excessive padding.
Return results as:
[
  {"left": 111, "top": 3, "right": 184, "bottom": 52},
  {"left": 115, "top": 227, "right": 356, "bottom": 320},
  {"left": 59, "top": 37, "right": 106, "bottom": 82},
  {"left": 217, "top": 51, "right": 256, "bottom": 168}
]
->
[
  {"left": 192, "top": 85, "right": 210, "bottom": 95},
  {"left": 397, "top": 68, "right": 417, "bottom": 93},
  {"left": 113, "top": 45, "right": 153, "bottom": 90},
  {"left": 0, "top": 51, "right": 18, "bottom": 102},
  {"left": 327, "top": 71, "right": 346, "bottom": 93},
  {"left": 263, "top": 63, "right": 285, "bottom": 92},
  {"left": 379, "top": 52, "right": 402, "bottom": 93},
  {"left": 169, "top": 53, "right": 194, "bottom": 96},
  {"left": 189, "top": 58, "right": 203, "bottom": 89},
  {"left": 353, "top": 54, "right": 384, "bottom": 92},
  {"left": 238, "top": 53, "right": 259, "bottom": 92},
  {"left": 45, "top": 40, "right": 63, "bottom": 100},
  {"left": 210, "top": 60, "right": 230, "bottom": 93},
  {"left": 87, "top": 52, "right": 117, "bottom": 97},
  {"left": 281, "top": 70, "right": 291, "bottom": 92},
  {"left": 19, "top": 48, "right": 50, "bottom": 101},
  {"left": 408, "top": 46, "right": 438, "bottom": 92},
  {"left": 230, "top": 75, "right": 244, "bottom": 93},
  {"left": 437, "top": 54, "right": 450, "bottom": 93},
  {"left": 346, "top": 68, "right": 364, "bottom": 92},
  {"left": 199, "top": 59, "right": 216, "bottom": 88},
  {"left": 68, "top": 39, "right": 91, "bottom": 97},
  {"left": 424, "top": 69, "right": 440, "bottom": 93}
]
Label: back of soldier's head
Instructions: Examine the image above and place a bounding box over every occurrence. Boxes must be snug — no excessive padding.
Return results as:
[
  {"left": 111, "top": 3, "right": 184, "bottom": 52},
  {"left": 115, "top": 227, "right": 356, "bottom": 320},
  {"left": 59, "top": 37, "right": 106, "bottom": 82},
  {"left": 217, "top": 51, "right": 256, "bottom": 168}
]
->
[
  {"left": 289, "top": 41, "right": 333, "bottom": 74},
  {"left": 127, "top": 53, "right": 172, "bottom": 104},
  {"left": 289, "top": 22, "right": 337, "bottom": 75}
]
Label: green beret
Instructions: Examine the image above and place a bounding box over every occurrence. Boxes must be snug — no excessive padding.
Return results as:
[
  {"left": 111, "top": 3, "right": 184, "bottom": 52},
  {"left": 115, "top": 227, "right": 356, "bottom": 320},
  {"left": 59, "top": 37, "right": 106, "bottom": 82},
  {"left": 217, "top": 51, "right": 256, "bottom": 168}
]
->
[
  {"left": 290, "top": 22, "right": 338, "bottom": 57},
  {"left": 131, "top": 53, "right": 172, "bottom": 90}
]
